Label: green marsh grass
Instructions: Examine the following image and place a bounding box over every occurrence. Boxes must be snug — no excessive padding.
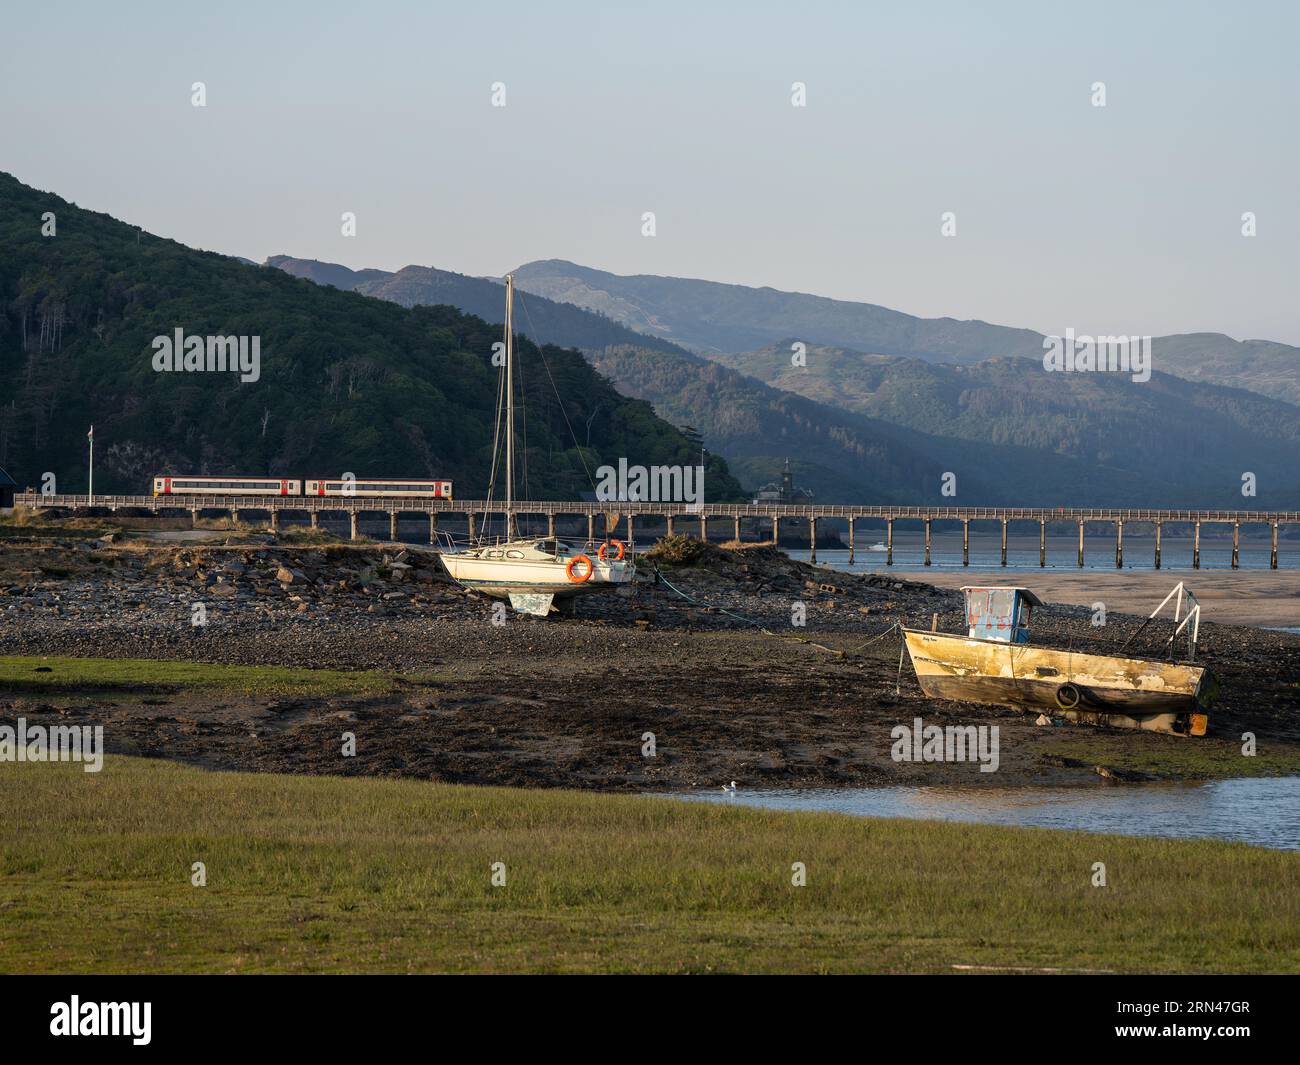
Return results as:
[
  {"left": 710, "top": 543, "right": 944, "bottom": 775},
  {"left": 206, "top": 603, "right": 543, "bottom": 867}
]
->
[{"left": 1, "top": 756, "right": 1297, "bottom": 973}]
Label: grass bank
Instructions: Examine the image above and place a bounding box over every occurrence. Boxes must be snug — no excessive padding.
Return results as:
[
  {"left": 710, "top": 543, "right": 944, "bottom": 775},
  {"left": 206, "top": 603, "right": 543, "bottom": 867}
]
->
[
  {"left": 0, "top": 655, "right": 430, "bottom": 697},
  {"left": 1, "top": 756, "right": 1297, "bottom": 973}
]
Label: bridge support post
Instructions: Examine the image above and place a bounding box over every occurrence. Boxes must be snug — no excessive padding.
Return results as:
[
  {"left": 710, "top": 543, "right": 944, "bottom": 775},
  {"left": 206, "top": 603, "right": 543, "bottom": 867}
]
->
[
  {"left": 1115, "top": 520, "right": 1124, "bottom": 569},
  {"left": 923, "top": 518, "right": 931, "bottom": 567},
  {"left": 428, "top": 512, "right": 437, "bottom": 544},
  {"left": 734, "top": 515, "right": 741, "bottom": 544},
  {"left": 1154, "top": 522, "right": 1162, "bottom": 569},
  {"left": 809, "top": 517, "right": 818, "bottom": 563},
  {"left": 1000, "top": 518, "right": 1008, "bottom": 566},
  {"left": 468, "top": 513, "right": 477, "bottom": 542},
  {"left": 349, "top": 511, "right": 359, "bottom": 541},
  {"left": 770, "top": 516, "right": 778, "bottom": 545},
  {"left": 667, "top": 515, "right": 676, "bottom": 538},
  {"left": 310, "top": 511, "right": 319, "bottom": 530},
  {"left": 1039, "top": 519, "right": 1046, "bottom": 567},
  {"left": 547, "top": 513, "right": 556, "bottom": 538},
  {"left": 1232, "top": 521, "right": 1240, "bottom": 569},
  {"left": 962, "top": 519, "right": 969, "bottom": 566},
  {"left": 191, "top": 509, "right": 199, "bottom": 529},
  {"left": 230, "top": 508, "right": 239, "bottom": 527},
  {"left": 1193, "top": 521, "right": 1201, "bottom": 569},
  {"left": 886, "top": 519, "right": 894, "bottom": 566},
  {"left": 627, "top": 514, "right": 635, "bottom": 547},
  {"left": 1077, "top": 520, "right": 1084, "bottom": 567},
  {"left": 270, "top": 510, "right": 280, "bottom": 533},
  {"left": 588, "top": 513, "right": 595, "bottom": 543},
  {"left": 1271, "top": 521, "right": 1279, "bottom": 569},
  {"left": 700, "top": 512, "right": 708, "bottom": 542},
  {"left": 390, "top": 512, "right": 399, "bottom": 542},
  {"left": 848, "top": 517, "right": 855, "bottom": 565}
]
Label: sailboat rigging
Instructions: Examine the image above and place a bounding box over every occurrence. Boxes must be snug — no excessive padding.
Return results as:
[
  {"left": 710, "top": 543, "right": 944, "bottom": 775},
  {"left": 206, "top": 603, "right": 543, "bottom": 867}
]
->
[{"left": 436, "top": 274, "right": 636, "bottom": 615}]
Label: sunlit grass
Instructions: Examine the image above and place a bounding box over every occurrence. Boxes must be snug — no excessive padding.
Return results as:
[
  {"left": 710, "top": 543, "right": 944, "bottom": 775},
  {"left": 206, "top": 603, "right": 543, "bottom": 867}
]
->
[
  {"left": 0, "top": 655, "right": 436, "bottom": 696},
  {"left": 1, "top": 756, "right": 1297, "bottom": 973}
]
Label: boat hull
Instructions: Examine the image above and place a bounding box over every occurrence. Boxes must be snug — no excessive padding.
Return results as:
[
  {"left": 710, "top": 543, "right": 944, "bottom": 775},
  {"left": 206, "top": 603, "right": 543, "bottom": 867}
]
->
[
  {"left": 438, "top": 554, "right": 634, "bottom": 599},
  {"left": 903, "top": 629, "right": 1216, "bottom": 736}
]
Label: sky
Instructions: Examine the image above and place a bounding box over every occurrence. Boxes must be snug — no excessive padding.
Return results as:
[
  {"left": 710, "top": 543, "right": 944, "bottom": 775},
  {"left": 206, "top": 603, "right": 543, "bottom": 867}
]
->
[{"left": 3, "top": 0, "right": 1297, "bottom": 343}]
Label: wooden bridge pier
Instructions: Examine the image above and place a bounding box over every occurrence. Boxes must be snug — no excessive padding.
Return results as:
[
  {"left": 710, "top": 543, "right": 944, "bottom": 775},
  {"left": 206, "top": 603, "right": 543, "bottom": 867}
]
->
[{"left": 19, "top": 496, "right": 1298, "bottom": 572}]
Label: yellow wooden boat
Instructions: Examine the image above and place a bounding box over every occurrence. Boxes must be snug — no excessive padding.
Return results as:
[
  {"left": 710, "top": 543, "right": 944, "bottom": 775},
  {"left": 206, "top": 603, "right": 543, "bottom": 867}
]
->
[{"left": 904, "top": 585, "right": 1218, "bottom": 737}]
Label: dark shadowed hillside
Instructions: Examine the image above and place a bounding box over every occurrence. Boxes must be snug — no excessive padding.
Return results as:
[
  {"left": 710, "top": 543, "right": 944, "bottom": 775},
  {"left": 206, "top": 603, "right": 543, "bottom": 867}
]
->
[
  {"left": 707, "top": 341, "right": 1300, "bottom": 507},
  {"left": 0, "top": 173, "right": 744, "bottom": 500}
]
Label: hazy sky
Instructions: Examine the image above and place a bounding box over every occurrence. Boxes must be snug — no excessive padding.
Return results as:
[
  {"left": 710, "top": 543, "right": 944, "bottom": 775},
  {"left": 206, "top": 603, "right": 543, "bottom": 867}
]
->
[{"left": 4, "top": 0, "right": 1297, "bottom": 343}]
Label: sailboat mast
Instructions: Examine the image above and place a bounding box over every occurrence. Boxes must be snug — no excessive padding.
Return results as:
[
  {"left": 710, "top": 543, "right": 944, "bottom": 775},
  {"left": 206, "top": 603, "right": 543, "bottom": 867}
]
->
[{"left": 505, "top": 273, "right": 514, "bottom": 524}]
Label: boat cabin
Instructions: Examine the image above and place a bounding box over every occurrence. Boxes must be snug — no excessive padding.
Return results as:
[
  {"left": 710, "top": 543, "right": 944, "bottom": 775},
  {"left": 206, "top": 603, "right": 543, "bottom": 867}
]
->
[{"left": 961, "top": 586, "right": 1043, "bottom": 644}]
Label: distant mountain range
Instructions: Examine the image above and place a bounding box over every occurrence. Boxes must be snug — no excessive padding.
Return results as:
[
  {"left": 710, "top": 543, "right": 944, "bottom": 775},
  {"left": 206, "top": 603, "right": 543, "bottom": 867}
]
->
[
  {"left": 509, "top": 259, "right": 1300, "bottom": 408},
  {"left": 266, "top": 255, "right": 1300, "bottom": 506}
]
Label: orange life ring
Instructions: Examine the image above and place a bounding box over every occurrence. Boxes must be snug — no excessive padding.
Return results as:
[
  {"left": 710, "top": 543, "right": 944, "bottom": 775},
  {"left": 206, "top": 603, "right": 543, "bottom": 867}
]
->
[
  {"left": 566, "top": 554, "right": 594, "bottom": 583},
  {"left": 597, "top": 539, "right": 625, "bottom": 562}
]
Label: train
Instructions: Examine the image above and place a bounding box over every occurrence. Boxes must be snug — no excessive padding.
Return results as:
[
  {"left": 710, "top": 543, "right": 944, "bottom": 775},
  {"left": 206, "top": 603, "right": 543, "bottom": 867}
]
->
[{"left": 151, "top": 475, "right": 453, "bottom": 500}]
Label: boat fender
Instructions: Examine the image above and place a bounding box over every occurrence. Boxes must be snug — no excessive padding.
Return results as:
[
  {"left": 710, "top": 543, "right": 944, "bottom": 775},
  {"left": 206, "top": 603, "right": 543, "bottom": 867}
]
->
[
  {"left": 1055, "top": 683, "right": 1082, "bottom": 711},
  {"left": 597, "top": 539, "right": 625, "bottom": 562},
  {"left": 566, "top": 555, "right": 594, "bottom": 583}
]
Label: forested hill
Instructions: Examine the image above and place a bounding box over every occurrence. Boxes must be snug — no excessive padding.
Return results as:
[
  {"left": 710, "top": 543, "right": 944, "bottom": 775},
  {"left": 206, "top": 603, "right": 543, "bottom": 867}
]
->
[{"left": 0, "top": 172, "right": 743, "bottom": 499}]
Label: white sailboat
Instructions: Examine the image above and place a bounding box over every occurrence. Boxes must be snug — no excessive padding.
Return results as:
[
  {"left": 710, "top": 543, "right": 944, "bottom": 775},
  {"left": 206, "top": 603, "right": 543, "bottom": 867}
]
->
[{"left": 437, "top": 274, "right": 636, "bottom": 615}]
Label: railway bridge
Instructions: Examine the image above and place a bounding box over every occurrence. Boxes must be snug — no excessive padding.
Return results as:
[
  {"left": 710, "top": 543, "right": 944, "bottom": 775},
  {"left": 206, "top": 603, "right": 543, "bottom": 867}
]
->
[{"left": 15, "top": 493, "right": 1300, "bottom": 569}]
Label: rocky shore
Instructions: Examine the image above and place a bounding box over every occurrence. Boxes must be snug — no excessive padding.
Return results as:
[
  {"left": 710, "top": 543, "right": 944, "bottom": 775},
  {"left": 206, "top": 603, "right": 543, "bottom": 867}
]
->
[{"left": 2, "top": 531, "right": 1298, "bottom": 790}]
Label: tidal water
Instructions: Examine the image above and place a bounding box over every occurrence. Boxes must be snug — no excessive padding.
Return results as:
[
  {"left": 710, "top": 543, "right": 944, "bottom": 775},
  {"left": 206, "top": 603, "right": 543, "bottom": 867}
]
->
[
  {"left": 674, "top": 776, "right": 1300, "bottom": 850},
  {"left": 787, "top": 533, "right": 1298, "bottom": 572}
]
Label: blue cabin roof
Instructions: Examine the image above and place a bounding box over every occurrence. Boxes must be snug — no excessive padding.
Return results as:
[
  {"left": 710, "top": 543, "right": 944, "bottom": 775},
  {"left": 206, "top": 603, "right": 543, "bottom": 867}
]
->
[{"left": 961, "top": 586, "right": 1043, "bottom": 644}]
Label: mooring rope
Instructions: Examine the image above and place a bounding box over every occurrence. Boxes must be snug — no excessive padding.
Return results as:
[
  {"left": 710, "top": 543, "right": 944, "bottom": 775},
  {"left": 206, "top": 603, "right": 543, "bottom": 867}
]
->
[{"left": 650, "top": 562, "right": 905, "bottom": 661}]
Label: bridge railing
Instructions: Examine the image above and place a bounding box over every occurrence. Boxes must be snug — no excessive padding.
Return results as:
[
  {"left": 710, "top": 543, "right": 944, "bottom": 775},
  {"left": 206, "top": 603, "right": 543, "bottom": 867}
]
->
[{"left": 13, "top": 493, "right": 1299, "bottom": 523}]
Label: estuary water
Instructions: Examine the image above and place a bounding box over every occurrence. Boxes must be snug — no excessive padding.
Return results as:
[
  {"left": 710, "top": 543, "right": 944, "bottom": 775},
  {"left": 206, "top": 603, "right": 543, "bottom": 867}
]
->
[{"left": 673, "top": 776, "right": 1300, "bottom": 850}]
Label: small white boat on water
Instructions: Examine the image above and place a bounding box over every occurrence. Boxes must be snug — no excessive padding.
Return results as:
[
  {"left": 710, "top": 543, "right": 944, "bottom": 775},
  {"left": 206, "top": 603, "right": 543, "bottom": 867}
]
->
[
  {"left": 867, "top": 541, "right": 888, "bottom": 552},
  {"left": 437, "top": 274, "right": 636, "bottom": 615}
]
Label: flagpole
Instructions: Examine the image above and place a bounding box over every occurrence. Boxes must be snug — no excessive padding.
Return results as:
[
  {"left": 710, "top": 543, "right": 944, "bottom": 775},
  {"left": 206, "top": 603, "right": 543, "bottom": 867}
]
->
[{"left": 88, "top": 426, "right": 93, "bottom": 505}]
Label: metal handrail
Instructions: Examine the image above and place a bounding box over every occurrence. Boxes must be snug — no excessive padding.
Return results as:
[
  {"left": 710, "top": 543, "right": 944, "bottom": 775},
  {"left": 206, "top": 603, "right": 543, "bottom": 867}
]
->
[{"left": 14, "top": 493, "right": 1300, "bottom": 524}]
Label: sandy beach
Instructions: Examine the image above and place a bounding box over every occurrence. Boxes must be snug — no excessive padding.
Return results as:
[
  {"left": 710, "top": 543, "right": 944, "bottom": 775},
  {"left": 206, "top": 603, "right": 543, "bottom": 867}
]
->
[{"left": 894, "top": 568, "right": 1300, "bottom": 629}]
